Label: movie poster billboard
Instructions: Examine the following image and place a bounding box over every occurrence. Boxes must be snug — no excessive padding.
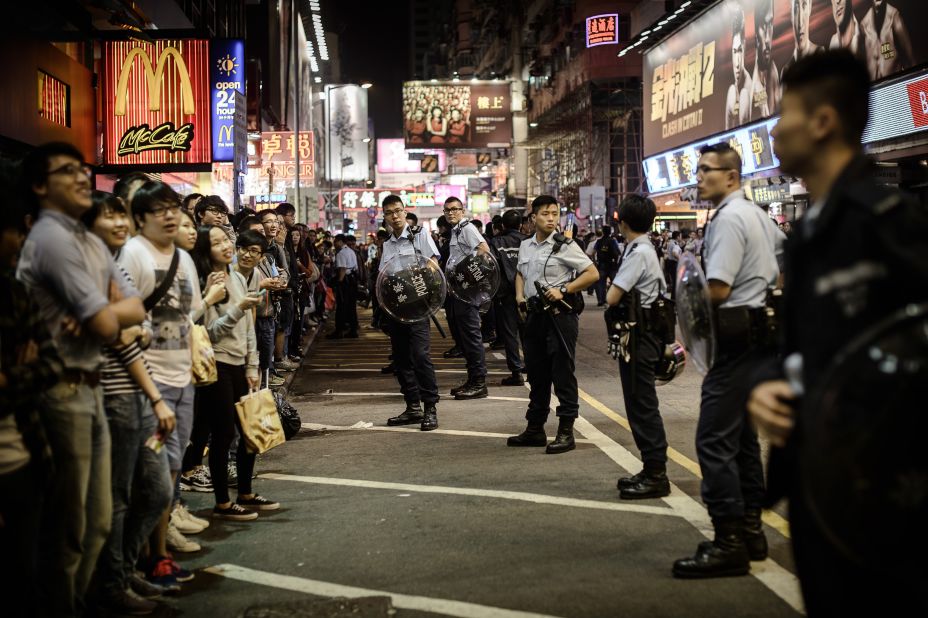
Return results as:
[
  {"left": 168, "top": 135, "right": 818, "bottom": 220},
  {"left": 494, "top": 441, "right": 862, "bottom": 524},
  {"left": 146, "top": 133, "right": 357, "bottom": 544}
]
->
[
  {"left": 325, "top": 84, "right": 369, "bottom": 182},
  {"left": 402, "top": 81, "right": 512, "bottom": 149},
  {"left": 643, "top": 0, "right": 928, "bottom": 157}
]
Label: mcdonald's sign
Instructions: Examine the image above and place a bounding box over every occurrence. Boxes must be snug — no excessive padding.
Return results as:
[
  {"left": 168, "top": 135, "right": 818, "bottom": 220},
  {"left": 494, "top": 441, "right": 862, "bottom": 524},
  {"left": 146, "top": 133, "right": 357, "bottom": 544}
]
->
[
  {"left": 211, "top": 40, "right": 244, "bottom": 162},
  {"left": 103, "top": 40, "right": 210, "bottom": 166}
]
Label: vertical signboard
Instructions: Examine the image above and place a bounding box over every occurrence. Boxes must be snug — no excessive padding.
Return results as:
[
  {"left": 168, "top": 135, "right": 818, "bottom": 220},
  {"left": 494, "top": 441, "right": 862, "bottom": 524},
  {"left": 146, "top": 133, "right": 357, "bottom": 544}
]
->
[
  {"left": 325, "top": 85, "right": 369, "bottom": 182},
  {"left": 210, "top": 39, "right": 244, "bottom": 162},
  {"left": 103, "top": 40, "right": 211, "bottom": 166},
  {"left": 586, "top": 14, "right": 619, "bottom": 48}
]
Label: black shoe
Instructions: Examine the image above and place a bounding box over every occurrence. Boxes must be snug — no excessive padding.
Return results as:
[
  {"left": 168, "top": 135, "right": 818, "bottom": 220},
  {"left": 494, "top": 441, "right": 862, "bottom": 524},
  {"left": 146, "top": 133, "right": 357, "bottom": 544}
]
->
[
  {"left": 326, "top": 331, "right": 345, "bottom": 340},
  {"left": 450, "top": 378, "right": 471, "bottom": 396},
  {"left": 128, "top": 574, "right": 166, "bottom": 599},
  {"left": 743, "top": 508, "right": 769, "bottom": 561},
  {"left": 443, "top": 346, "right": 463, "bottom": 358},
  {"left": 619, "top": 471, "right": 671, "bottom": 500},
  {"left": 673, "top": 519, "right": 750, "bottom": 579},
  {"left": 545, "top": 419, "right": 576, "bottom": 454},
  {"left": 101, "top": 589, "right": 157, "bottom": 616},
  {"left": 420, "top": 404, "right": 438, "bottom": 431},
  {"left": 506, "top": 424, "right": 547, "bottom": 447},
  {"left": 454, "top": 377, "right": 488, "bottom": 400},
  {"left": 380, "top": 363, "right": 394, "bottom": 374},
  {"left": 500, "top": 372, "right": 525, "bottom": 386},
  {"left": 616, "top": 470, "right": 646, "bottom": 491},
  {"left": 387, "top": 403, "right": 424, "bottom": 426}
]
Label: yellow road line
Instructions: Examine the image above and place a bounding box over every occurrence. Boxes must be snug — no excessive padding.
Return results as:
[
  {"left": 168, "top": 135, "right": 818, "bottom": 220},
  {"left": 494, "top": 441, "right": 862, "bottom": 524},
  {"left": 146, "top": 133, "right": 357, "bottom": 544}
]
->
[{"left": 577, "top": 387, "right": 791, "bottom": 540}]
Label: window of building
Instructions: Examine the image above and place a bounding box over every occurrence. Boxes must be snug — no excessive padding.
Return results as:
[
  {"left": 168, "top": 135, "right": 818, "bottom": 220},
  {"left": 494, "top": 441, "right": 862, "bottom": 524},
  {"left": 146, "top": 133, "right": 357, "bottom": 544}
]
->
[{"left": 37, "top": 70, "right": 70, "bottom": 127}]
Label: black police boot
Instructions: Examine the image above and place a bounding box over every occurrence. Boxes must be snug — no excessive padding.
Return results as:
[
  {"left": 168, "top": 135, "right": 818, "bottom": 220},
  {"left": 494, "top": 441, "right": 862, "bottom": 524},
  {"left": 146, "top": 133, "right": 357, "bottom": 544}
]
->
[
  {"left": 442, "top": 346, "right": 463, "bottom": 358},
  {"left": 672, "top": 518, "right": 750, "bottom": 579},
  {"left": 500, "top": 372, "right": 525, "bottom": 386},
  {"left": 616, "top": 470, "right": 646, "bottom": 491},
  {"left": 545, "top": 417, "right": 576, "bottom": 454},
  {"left": 450, "top": 378, "right": 472, "bottom": 397},
  {"left": 506, "top": 422, "right": 547, "bottom": 447},
  {"left": 743, "top": 508, "right": 769, "bottom": 561},
  {"left": 420, "top": 403, "right": 438, "bottom": 431},
  {"left": 387, "top": 402, "right": 424, "bottom": 426},
  {"left": 380, "top": 363, "right": 394, "bottom": 374},
  {"left": 619, "top": 469, "right": 671, "bottom": 500},
  {"left": 455, "top": 376, "right": 488, "bottom": 400}
]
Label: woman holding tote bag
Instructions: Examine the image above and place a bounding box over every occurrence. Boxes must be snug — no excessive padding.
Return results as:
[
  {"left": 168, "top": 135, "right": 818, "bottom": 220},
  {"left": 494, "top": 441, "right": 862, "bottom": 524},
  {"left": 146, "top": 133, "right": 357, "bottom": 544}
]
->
[{"left": 190, "top": 225, "right": 280, "bottom": 521}]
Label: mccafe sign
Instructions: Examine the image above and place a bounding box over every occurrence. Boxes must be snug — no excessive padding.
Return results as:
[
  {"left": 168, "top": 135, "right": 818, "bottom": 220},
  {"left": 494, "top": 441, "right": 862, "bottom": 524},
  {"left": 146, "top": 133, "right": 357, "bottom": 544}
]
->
[{"left": 103, "top": 40, "right": 211, "bottom": 166}]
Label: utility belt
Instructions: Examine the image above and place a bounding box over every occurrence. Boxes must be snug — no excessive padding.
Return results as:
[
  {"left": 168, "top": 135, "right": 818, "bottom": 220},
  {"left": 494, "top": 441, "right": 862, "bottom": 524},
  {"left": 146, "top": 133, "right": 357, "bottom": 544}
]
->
[
  {"left": 525, "top": 292, "right": 582, "bottom": 316},
  {"left": 714, "top": 306, "right": 771, "bottom": 357}
]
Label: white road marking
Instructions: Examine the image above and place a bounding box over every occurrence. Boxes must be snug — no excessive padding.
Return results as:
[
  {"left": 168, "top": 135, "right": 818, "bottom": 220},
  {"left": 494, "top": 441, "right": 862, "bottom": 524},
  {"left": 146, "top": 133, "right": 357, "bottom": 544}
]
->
[
  {"left": 205, "top": 564, "right": 564, "bottom": 618},
  {"left": 304, "top": 368, "right": 512, "bottom": 375},
  {"left": 300, "top": 422, "right": 592, "bottom": 443},
  {"left": 493, "top": 352, "right": 506, "bottom": 360},
  {"left": 259, "top": 472, "right": 679, "bottom": 518},
  {"left": 301, "top": 392, "right": 530, "bottom": 402}
]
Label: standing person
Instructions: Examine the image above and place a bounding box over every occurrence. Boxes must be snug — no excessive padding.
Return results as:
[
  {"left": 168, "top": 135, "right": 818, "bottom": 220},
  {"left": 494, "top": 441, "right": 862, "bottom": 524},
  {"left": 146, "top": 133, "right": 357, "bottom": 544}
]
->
[
  {"left": 193, "top": 195, "right": 228, "bottom": 227},
  {"left": 118, "top": 181, "right": 203, "bottom": 586},
  {"left": 379, "top": 195, "right": 441, "bottom": 431},
  {"left": 593, "top": 226, "right": 620, "bottom": 307},
  {"left": 16, "top": 142, "right": 145, "bottom": 616},
  {"left": 750, "top": 50, "right": 928, "bottom": 615},
  {"left": 328, "top": 234, "right": 359, "bottom": 339},
  {"left": 443, "top": 196, "right": 491, "bottom": 400},
  {"left": 508, "top": 196, "right": 599, "bottom": 454},
  {"left": 435, "top": 215, "right": 462, "bottom": 359},
  {"left": 672, "top": 142, "right": 782, "bottom": 579},
  {"left": 605, "top": 195, "right": 670, "bottom": 500},
  {"left": 190, "top": 226, "right": 278, "bottom": 520},
  {"left": 489, "top": 209, "right": 528, "bottom": 386},
  {"left": 663, "top": 231, "right": 682, "bottom": 295},
  {"left": 257, "top": 210, "right": 294, "bottom": 372}
]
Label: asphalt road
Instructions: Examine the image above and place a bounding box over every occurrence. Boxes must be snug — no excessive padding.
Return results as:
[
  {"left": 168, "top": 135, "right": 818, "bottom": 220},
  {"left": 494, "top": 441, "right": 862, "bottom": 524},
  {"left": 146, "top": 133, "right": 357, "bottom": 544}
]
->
[{"left": 168, "top": 302, "right": 803, "bottom": 618}]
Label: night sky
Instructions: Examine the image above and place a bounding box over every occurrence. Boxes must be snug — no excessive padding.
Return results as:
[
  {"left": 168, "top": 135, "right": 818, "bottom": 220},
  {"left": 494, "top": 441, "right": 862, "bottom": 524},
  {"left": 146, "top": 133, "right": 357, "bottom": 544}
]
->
[{"left": 331, "top": 1, "right": 411, "bottom": 139}]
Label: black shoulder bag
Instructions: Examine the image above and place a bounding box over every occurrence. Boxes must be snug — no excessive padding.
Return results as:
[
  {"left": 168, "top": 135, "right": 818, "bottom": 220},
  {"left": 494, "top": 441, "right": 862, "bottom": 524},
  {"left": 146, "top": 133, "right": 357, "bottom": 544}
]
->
[{"left": 144, "top": 250, "right": 180, "bottom": 312}]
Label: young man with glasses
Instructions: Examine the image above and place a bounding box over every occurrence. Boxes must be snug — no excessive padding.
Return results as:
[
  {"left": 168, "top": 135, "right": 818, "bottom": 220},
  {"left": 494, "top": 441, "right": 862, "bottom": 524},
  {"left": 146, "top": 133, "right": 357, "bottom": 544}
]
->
[
  {"left": 672, "top": 142, "right": 782, "bottom": 579},
  {"left": 16, "top": 143, "right": 146, "bottom": 615},
  {"left": 443, "top": 196, "right": 491, "bottom": 400}
]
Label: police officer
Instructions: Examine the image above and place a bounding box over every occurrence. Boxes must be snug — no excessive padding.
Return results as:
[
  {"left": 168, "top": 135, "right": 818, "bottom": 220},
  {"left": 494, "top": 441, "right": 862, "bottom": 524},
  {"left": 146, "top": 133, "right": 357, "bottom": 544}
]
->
[
  {"left": 379, "top": 195, "right": 441, "bottom": 431},
  {"left": 672, "top": 142, "right": 782, "bottom": 579},
  {"left": 605, "top": 195, "right": 670, "bottom": 499},
  {"left": 508, "top": 196, "right": 599, "bottom": 454},
  {"left": 489, "top": 209, "right": 529, "bottom": 386},
  {"left": 749, "top": 50, "right": 928, "bottom": 614},
  {"left": 443, "top": 196, "right": 491, "bottom": 400},
  {"left": 329, "top": 234, "right": 359, "bottom": 339}
]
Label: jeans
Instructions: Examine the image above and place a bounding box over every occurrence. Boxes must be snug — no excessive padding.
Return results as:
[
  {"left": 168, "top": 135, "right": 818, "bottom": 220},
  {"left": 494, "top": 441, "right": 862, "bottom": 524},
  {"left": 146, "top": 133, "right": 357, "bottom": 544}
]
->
[
  {"left": 448, "top": 297, "right": 486, "bottom": 380},
  {"left": 99, "top": 392, "right": 172, "bottom": 596},
  {"left": 157, "top": 382, "right": 195, "bottom": 473},
  {"left": 523, "top": 310, "right": 580, "bottom": 424},
  {"left": 0, "top": 462, "right": 44, "bottom": 618},
  {"left": 256, "top": 316, "right": 276, "bottom": 377},
  {"left": 37, "top": 381, "right": 111, "bottom": 617},
  {"left": 618, "top": 330, "right": 668, "bottom": 468}
]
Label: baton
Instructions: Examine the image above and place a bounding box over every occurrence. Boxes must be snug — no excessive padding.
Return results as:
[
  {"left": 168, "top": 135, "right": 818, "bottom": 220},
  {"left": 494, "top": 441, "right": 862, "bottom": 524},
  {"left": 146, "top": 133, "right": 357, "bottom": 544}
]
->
[
  {"left": 431, "top": 314, "right": 447, "bottom": 338},
  {"left": 534, "top": 282, "right": 575, "bottom": 362}
]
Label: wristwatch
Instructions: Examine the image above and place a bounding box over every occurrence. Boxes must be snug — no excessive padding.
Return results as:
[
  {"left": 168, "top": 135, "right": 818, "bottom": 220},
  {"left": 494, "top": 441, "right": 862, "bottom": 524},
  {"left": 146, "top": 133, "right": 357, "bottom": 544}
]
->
[{"left": 559, "top": 284, "right": 569, "bottom": 295}]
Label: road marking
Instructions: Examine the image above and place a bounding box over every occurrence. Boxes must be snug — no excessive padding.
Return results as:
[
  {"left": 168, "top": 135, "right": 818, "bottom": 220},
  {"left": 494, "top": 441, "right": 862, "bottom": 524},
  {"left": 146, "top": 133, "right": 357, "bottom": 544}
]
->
[
  {"left": 259, "top": 473, "right": 679, "bottom": 518},
  {"left": 493, "top": 352, "right": 506, "bottom": 360},
  {"left": 300, "top": 422, "right": 591, "bottom": 442},
  {"left": 577, "top": 387, "right": 792, "bottom": 540},
  {"left": 304, "top": 368, "right": 512, "bottom": 375},
  {"left": 298, "top": 392, "right": 530, "bottom": 402},
  {"left": 205, "top": 564, "right": 564, "bottom": 618}
]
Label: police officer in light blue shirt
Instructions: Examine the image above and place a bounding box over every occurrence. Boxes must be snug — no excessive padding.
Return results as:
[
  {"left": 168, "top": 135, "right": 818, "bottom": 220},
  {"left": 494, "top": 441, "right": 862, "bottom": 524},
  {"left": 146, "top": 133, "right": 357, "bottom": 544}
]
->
[
  {"left": 605, "top": 195, "right": 671, "bottom": 501},
  {"left": 674, "top": 142, "right": 781, "bottom": 579},
  {"left": 329, "top": 234, "right": 360, "bottom": 338},
  {"left": 443, "top": 196, "right": 492, "bottom": 400},
  {"left": 378, "top": 195, "right": 441, "bottom": 431}
]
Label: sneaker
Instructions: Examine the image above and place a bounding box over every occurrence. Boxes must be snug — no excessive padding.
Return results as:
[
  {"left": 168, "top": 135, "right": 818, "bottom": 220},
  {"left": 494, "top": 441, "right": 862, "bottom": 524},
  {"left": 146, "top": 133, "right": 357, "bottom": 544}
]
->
[
  {"left": 160, "top": 555, "right": 194, "bottom": 583},
  {"left": 170, "top": 505, "right": 205, "bottom": 535},
  {"left": 148, "top": 557, "right": 190, "bottom": 587},
  {"left": 236, "top": 494, "right": 280, "bottom": 511},
  {"left": 213, "top": 503, "right": 259, "bottom": 521},
  {"left": 274, "top": 358, "right": 298, "bottom": 371},
  {"left": 166, "top": 521, "right": 201, "bottom": 553},
  {"left": 101, "top": 588, "right": 156, "bottom": 616},
  {"left": 129, "top": 573, "right": 168, "bottom": 598},
  {"left": 227, "top": 462, "right": 238, "bottom": 487},
  {"left": 183, "top": 465, "right": 212, "bottom": 492},
  {"left": 269, "top": 375, "right": 286, "bottom": 388},
  {"left": 174, "top": 502, "right": 209, "bottom": 532}
]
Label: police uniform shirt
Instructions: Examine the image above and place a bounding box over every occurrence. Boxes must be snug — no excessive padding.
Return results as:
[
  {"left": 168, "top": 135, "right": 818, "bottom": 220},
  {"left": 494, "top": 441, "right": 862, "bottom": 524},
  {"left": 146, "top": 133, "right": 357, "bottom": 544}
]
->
[
  {"left": 449, "top": 220, "right": 485, "bottom": 264},
  {"left": 380, "top": 224, "right": 440, "bottom": 265},
  {"left": 518, "top": 232, "right": 594, "bottom": 299},
  {"left": 612, "top": 235, "right": 665, "bottom": 308},
  {"left": 335, "top": 245, "right": 359, "bottom": 273},
  {"left": 703, "top": 189, "right": 781, "bottom": 308}
]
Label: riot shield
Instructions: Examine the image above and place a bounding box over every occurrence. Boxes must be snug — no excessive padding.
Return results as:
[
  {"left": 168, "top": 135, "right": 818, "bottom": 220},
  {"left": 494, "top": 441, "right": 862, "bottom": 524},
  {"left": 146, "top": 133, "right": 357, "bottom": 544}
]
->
[
  {"left": 801, "top": 303, "right": 928, "bottom": 567},
  {"left": 445, "top": 251, "right": 500, "bottom": 307},
  {"left": 674, "top": 252, "right": 715, "bottom": 375},
  {"left": 376, "top": 253, "right": 447, "bottom": 324}
]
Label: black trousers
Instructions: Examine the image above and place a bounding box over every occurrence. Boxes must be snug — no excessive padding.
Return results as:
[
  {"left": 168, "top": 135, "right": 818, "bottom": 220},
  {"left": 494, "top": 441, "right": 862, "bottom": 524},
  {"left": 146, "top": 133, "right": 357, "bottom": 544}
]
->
[
  {"left": 523, "top": 310, "right": 579, "bottom": 424},
  {"left": 334, "top": 276, "right": 359, "bottom": 334},
  {"left": 194, "top": 362, "right": 256, "bottom": 504},
  {"left": 387, "top": 317, "right": 439, "bottom": 406},
  {"left": 618, "top": 329, "right": 668, "bottom": 468},
  {"left": 444, "top": 295, "right": 460, "bottom": 348},
  {"left": 494, "top": 295, "right": 524, "bottom": 373},
  {"left": 696, "top": 350, "right": 765, "bottom": 519},
  {"left": 448, "top": 297, "right": 486, "bottom": 380},
  {"left": 664, "top": 260, "right": 678, "bottom": 298}
]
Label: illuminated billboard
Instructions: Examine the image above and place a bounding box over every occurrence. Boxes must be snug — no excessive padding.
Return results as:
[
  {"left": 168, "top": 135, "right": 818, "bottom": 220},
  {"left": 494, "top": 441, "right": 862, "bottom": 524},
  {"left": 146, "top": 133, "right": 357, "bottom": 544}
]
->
[
  {"left": 402, "top": 81, "right": 511, "bottom": 149},
  {"left": 103, "top": 40, "right": 211, "bottom": 166},
  {"left": 643, "top": 0, "right": 928, "bottom": 157},
  {"left": 586, "top": 14, "right": 619, "bottom": 47},
  {"left": 376, "top": 139, "right": 447, "bottom": 173},
  {"left": 210, "top": 39, "right": 244, "bottom": 162}
]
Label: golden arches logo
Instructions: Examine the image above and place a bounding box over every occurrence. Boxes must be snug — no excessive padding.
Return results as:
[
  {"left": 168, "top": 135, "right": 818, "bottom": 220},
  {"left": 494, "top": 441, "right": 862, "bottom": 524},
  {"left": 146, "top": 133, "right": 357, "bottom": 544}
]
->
[
  {"left": 115, "top": 46, "right": 195, "bottom": 117},
  {"left": 218, "top": 124, "right": 233, "bottom": 143}
]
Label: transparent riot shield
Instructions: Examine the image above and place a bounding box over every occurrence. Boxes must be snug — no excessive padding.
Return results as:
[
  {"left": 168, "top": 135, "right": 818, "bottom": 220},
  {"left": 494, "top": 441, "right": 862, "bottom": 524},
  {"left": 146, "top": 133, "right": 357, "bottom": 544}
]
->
[
  {"left": 376, "top": 253, "right": 447, "bottom": 324},
  {"left": 445, "top": 251, "right": 500, "bottom": 307},
  {"left": 674, "top": 252, "right": 716, "bottom": 375}
]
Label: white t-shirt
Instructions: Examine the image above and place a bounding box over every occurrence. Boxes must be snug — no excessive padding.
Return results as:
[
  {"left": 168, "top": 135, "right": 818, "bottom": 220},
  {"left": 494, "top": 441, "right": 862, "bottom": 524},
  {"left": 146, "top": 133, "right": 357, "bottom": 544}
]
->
[{"left": 118, "top": 236, "right": 203, "bottom": 387}]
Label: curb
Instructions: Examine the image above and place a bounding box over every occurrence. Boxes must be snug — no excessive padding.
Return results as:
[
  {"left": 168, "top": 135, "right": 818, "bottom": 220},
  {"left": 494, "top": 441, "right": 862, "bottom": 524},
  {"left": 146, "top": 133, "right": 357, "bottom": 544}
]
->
[{"left": 278, "top": 321, "right": 323, "bottom": 395}]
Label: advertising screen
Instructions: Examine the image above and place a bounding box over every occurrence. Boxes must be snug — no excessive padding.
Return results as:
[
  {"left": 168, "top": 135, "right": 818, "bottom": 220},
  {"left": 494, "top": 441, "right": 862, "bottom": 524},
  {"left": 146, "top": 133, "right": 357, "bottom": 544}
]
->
[
  {"left": 210, "top": 40, "right": 244, "bottom": 162},
  {"left": 376, "top": 138, "right": 447, "bottom": 173},
  {"left": 325, "top": 85, "right": 369, "bottom": 182},
  {"left": 403, "top": 81, "right": 512, "bottom": 149},
  {"left": 643, "top": 0, "right": 928, "bottom": 156}
]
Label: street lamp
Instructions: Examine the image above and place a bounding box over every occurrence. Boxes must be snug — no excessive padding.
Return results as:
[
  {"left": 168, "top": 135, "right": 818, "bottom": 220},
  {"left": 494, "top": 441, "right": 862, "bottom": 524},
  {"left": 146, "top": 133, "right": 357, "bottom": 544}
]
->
[{"left": 361, "top": 82, "right": 373, "bottom": 89}]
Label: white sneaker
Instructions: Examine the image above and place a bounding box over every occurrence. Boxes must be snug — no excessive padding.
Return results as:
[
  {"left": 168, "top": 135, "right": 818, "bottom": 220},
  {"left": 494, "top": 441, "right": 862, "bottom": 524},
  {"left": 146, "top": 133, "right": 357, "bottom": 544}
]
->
[
  {"left": 170, "top": 505, "right": 204, "bottom": 534},
  {"left": 166, "top": 521, "right": 202, "bottom": 553},
  {"left": 176, "top": 503, "right": 209, "bottom": 532}
]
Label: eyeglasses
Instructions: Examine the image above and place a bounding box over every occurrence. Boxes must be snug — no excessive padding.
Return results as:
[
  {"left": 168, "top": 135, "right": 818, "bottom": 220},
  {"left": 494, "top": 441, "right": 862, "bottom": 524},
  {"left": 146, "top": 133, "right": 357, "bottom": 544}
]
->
[
  {"left": 443, "top": 206, "right": 463, "bottom": 214},
  {"left": 48, "top": 163, "right": 93, "bottom": 178},
  {"left": 238, "top": 247, "right": 263, "bottom": 258},
  {"left": 383, "top": 208, "right": 405, "bottom": 217},
  {"left": 148, "top": 205, "right": 181, "bottom": 219},
  {"left": 204, "top": 206, "right": 226, "bottom": 215},
  {"left": 696, "top": 165, "right": 733, "bottom": 175}
]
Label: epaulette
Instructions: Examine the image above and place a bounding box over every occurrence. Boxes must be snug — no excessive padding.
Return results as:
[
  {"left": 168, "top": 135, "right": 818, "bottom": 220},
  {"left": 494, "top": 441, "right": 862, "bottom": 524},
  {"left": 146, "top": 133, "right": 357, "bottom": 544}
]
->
[
  {"left": 409, "top": 225, "right": 423, "bottom": 234},
  {"left": 459, "top": 219, "right": 471, "bottom": 228}
]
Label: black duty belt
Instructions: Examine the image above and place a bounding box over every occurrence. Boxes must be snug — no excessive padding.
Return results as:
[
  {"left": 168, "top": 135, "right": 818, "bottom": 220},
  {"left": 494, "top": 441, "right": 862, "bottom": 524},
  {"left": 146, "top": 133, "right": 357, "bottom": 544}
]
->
[{"left": 715, "top": 306, "right": 769, "bottom": 357}]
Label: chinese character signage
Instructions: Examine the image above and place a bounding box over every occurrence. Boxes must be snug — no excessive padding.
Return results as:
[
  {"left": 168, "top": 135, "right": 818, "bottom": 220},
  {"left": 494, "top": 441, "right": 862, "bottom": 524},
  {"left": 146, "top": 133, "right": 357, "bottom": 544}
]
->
[
  {"left": 259, "top": 131, "right": 315, "bottom": 184},
  {"left": 103, "top": 40, "right": 211, "bottom": 166},
  {"left": 325, "top": 85, "right": 369, "bottom": 182},
  {"left": 643, "top": 0, "right": 928, "bottom": 157},
  {"left": 339, "top": 188, "right": 425, "bottom": 211},
  {"left": 210, "top": 39, "right": 244, "bottom": 162},
  {"left": 402, "top": 81, "right": 512, "bottom": 149},
  {"left": 586, "top": 14, "right": 619, "bottom": 48},
  {"left": 376, "top": 138, "right": 447, "bottom": 173}
]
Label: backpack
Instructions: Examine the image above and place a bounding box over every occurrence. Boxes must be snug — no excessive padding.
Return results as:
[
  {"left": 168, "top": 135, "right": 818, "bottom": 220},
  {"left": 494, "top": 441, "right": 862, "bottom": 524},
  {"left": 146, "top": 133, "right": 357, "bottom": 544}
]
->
[{"left": 596, "top": 237, "right": 619, "bottom": 267}]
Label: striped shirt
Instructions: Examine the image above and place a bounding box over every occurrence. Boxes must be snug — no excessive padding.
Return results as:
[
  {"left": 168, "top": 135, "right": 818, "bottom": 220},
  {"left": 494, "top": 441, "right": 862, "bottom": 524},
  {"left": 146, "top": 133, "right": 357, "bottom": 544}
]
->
[{"left": 100, "top": 263, "right": 152, "bottom": 396}]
